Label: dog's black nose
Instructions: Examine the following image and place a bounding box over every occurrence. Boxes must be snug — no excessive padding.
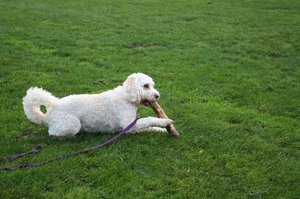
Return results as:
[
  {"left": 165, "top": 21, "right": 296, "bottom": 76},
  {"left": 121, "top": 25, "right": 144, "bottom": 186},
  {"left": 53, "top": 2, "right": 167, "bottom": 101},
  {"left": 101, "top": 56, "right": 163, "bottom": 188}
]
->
[{"left": 155, "top": 94, "right": 160, "bottom": 99}]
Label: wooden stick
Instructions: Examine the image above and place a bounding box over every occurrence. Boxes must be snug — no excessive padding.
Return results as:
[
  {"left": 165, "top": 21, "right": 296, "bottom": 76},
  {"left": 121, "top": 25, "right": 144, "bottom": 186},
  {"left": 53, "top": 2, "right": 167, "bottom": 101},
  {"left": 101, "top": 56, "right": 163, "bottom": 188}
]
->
[{"left": 148, "top": 101, "right": 180, "bottom": 138}]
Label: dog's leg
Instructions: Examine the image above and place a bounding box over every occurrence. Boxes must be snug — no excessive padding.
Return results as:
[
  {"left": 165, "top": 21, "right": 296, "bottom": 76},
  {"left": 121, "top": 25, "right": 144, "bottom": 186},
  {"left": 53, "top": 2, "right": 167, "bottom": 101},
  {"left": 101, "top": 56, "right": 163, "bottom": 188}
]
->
[
  {"left": 128, "top": 127, "right": 167, "bottom": 134},
  {"left": 47, "top": 113, "right": 81, "bottom": 137},
  {"left": 127, "top": 117, "right": 172, "bottom": 133}
]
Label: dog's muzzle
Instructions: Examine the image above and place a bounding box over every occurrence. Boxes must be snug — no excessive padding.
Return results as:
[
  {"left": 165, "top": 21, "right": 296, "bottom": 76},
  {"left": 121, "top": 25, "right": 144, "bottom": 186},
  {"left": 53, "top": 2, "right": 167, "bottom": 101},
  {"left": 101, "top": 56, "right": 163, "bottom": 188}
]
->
[{"left": 141, "top": 94, "right": 159, "bottom": 106}]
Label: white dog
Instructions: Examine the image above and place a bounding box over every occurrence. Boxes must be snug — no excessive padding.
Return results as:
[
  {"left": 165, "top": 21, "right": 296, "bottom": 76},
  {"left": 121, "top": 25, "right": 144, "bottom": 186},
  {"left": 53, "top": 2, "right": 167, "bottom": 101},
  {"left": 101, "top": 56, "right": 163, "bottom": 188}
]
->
[{"left": 23, "top": 73, "right": 172, "bottom": 137}]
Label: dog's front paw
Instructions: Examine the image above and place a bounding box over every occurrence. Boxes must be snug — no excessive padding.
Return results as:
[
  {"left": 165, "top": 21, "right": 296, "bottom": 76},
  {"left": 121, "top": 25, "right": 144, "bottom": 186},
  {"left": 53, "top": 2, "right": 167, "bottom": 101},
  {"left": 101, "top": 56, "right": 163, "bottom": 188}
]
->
[{"left": 159, "top": 118, "right": 173, "bottom": 127}]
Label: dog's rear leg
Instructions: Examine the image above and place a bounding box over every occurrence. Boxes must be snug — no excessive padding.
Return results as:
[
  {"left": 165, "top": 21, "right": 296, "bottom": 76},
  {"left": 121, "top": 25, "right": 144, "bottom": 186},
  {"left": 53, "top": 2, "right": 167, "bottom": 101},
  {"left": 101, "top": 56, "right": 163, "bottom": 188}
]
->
[{"left": 48, "top": 114, "right": 81, "bottom": 137}]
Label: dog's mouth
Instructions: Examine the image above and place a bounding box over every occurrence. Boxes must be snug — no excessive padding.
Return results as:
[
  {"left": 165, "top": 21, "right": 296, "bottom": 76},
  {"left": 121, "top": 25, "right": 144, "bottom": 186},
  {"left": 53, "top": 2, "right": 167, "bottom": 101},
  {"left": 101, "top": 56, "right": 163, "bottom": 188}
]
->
[
  {"left": 142, "top": 100, "right": 149, "bottom": 106},
  {"left": 141, "top": 95, "right": 159, "bottom": 106}
]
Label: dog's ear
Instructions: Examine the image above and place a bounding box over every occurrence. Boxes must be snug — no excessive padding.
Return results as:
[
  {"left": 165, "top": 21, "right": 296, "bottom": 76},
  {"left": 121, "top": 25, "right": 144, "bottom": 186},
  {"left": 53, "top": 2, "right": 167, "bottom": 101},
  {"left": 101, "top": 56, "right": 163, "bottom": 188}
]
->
[{"left": 123, "top": 74, "right": 141, "bottom": 104}]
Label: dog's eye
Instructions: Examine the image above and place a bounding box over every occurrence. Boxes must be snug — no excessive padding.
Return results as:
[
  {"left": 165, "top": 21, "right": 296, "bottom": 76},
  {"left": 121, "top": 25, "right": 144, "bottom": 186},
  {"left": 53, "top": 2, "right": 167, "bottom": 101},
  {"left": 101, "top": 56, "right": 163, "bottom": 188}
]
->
[{"left": 143, "top": 84, "right": 150, "bottom": 89}]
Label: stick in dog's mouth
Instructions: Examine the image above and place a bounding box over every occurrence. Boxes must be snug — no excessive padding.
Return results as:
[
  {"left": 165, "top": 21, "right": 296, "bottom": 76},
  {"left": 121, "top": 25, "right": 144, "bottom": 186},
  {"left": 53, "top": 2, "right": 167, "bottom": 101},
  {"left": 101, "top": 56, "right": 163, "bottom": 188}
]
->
[{"left": 144, "top": 100, "right": 180, "bottom": 138}]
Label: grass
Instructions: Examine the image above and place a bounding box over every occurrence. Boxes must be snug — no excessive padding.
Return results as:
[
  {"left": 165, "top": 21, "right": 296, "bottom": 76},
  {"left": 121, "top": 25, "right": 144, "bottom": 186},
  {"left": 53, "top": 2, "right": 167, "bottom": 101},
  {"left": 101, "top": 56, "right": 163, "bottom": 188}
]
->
[{"left": 0, "top": 0, "right": 299, "bottom": 198}]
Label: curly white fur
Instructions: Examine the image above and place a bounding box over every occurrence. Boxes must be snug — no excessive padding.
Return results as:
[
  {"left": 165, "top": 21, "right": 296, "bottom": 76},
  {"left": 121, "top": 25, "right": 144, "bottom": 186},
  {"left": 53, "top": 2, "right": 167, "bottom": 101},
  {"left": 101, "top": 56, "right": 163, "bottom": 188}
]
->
[{"left": 23, "top": 73, "right": 172, "bottom": 137}]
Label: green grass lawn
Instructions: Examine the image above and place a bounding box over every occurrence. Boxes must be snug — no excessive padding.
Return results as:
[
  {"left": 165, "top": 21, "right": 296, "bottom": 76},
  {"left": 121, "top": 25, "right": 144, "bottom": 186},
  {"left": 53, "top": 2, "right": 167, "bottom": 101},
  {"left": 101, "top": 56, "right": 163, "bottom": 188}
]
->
[{"left": 1, "top": 0, "right": 299, "bottom": 198}]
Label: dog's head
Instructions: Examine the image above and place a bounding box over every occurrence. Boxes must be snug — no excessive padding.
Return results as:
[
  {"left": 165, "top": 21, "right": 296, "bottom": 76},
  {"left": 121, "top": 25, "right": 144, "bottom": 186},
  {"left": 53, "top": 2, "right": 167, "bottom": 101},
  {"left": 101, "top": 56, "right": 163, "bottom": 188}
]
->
[{"left": 123, "top": 73, "right": 160, "bottom": 105}]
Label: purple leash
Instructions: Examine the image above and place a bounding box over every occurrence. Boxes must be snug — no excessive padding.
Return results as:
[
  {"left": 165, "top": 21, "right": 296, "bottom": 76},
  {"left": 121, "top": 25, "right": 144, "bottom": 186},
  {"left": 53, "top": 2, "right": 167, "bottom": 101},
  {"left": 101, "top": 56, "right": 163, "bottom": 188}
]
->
[
  {"left": 0, "top": 145, "right": 42, "bottom": 162},
  {"left": 0, "top": 118, "right": 139, "bottom": 171}
]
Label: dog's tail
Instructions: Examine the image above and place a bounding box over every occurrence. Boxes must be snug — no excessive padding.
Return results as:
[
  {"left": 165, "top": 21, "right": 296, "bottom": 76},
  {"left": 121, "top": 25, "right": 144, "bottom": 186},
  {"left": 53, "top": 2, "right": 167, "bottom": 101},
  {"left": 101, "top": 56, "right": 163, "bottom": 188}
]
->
[{"left": 23, "top": 87, "right": 59, "bottom": 124}]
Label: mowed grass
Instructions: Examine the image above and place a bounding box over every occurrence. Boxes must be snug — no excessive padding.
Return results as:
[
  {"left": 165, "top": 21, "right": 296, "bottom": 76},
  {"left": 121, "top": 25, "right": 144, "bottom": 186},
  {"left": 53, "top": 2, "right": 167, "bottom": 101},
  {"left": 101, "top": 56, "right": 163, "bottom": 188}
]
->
[{"left": 0, "top": 0, "right": 299, "bottom": 198}]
